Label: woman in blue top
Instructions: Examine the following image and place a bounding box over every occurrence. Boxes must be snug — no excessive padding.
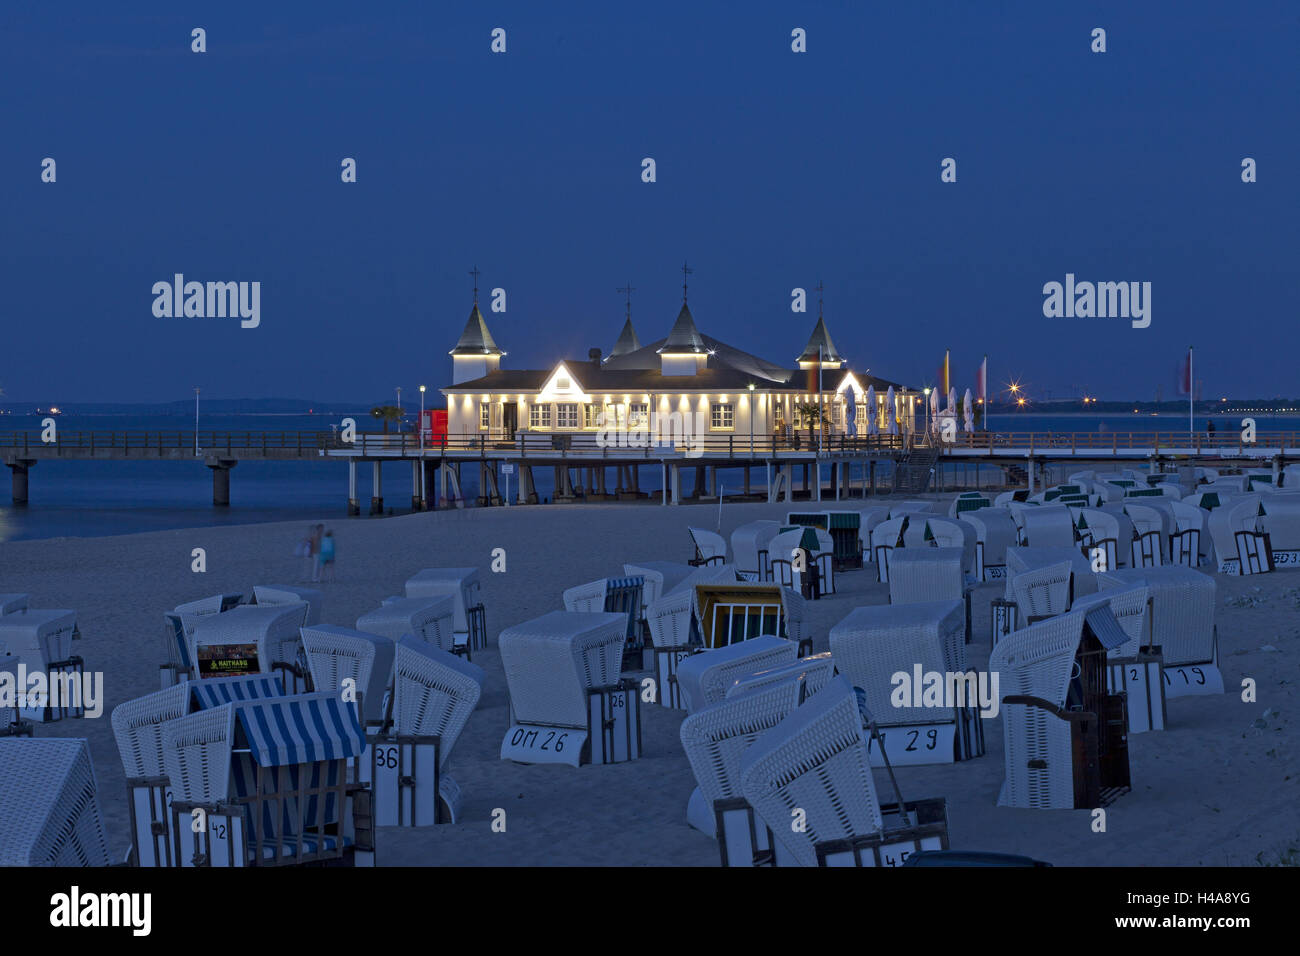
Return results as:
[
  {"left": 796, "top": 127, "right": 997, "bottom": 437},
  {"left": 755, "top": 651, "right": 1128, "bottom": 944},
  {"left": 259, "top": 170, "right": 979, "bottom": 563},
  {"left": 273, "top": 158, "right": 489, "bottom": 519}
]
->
[{"left": 319, "top": 530, "right": 336, "bottom": 582}]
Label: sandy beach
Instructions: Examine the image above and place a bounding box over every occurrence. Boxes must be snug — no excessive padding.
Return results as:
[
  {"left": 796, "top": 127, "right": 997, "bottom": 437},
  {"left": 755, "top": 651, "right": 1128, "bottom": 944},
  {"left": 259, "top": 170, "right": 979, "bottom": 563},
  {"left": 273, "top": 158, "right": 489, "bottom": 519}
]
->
[{"left": 2, "top": 496, "right": 1296, "bottom": 867}]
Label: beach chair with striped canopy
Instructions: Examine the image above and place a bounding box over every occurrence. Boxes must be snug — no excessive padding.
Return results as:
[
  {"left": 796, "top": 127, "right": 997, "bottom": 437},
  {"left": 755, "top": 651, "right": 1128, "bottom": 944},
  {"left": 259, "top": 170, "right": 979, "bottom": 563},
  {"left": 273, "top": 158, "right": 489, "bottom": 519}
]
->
[
  {"left": 164, "top": 692, "right": 372, "bottom": 867},
  {"left": 404, "top": 567, "right": 488, "bottom": 654},
  {"left": 112, "top": 675, "right": 285, "bottom": 868},
  {"left": 0, "top": 738, "right": 111, "bottom": 867},
  {"left": 252, "top": 585, "right": 323, "bottom": 625},
  {"left": 739, "top": 676, "right": 950, "bottom": 867},
  {"left": 359, "top": 594, "right": 457, "bottom": 655},
  {"left": 829, "top": 601, "right": 983, "bottom": 765},
  {"left": 680, "top": 680, "right": 806, "bottom": 864},
  {"left": 499, "top": 611, "right": 639, "bottom": 766},
  {"left": 362, "top": 637, "right": 484, "bottom": 825},
  {"left": 301, "top": 626, "right": 396, "bottom": 733}
]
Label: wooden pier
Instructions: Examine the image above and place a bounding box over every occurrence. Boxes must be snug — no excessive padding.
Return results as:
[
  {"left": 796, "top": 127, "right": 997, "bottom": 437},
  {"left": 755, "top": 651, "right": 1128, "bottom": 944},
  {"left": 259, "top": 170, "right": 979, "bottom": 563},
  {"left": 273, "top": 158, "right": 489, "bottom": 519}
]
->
[{"left": 2, "top": 429, "right": 1296, "bottom": 510}]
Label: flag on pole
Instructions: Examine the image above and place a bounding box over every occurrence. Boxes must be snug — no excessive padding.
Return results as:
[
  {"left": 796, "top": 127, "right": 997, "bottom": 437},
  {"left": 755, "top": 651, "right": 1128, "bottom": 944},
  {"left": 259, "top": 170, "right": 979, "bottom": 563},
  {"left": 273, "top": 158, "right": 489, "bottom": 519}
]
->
[
  {"left": 1177, "top": 348, "right": 1192, "bottom": 396},
  {"left": 943, "top": 350, "right": 951, "bottom": 396},
  {"left": 976, "top": 356, "right": 987, "bottom": 406}
]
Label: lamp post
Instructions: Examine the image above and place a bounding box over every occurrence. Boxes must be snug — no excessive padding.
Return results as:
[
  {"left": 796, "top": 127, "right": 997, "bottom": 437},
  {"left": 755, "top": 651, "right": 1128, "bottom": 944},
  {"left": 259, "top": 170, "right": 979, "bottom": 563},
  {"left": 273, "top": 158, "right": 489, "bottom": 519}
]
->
[
  {"left": 923, "top": 387, "right": 932, "bottom": 437},
  {"left": 396, "top": 386, "right": 402, "bottom": 433},
  {"left": 747, "top": 382, "right": 755, "bottom": 456},
  {"left": 419, "top": 384, "right": 426, "bottom": 509},
  {"left": 193, "top": 387, "right": 200, "bottom": 456}
]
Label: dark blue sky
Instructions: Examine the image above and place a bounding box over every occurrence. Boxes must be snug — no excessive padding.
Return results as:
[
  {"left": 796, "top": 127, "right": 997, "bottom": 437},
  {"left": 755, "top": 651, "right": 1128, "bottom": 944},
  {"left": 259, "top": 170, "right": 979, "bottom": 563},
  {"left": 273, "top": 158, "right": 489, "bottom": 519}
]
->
[{"left": 4, "top": 1, "right": 1296, "bottom": 405}]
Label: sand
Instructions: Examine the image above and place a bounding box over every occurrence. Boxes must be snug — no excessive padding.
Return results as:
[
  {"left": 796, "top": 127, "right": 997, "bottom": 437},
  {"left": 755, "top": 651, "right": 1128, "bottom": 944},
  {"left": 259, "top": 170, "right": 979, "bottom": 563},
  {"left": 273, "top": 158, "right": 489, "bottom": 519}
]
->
[{"left": 1, "top": 495, "right": 1296, "bottom": 867}]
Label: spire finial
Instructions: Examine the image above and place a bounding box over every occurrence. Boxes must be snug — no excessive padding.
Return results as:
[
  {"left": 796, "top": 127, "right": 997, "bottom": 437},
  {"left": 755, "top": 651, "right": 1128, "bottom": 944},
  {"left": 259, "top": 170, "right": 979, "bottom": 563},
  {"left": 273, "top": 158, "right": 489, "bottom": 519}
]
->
[
  {"left": 617, "top": 282, "right": 635, "bottom": 321},
  {"left": 469, "top": 265, "right": 481, "bottom": 304},
  {"left": 682, "top": 260, "right": 693, "bottom": 302},
  {"left": 815, "top": 279, "right": 824, "bottom": 319}
]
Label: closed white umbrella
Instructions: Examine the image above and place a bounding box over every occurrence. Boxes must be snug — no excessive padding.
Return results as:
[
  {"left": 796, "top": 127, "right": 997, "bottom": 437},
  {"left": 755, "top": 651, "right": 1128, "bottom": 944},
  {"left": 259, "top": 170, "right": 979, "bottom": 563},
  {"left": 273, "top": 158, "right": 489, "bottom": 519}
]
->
[
  {"left": 948, "top": 387, "right": 958, "bottom": 415},
  {"left": 865, "top": 385, "right": 878, "bottom": 435},
  {"left": 963, "top": 387, "right": 975, "bottom": 433},
  {"left": 886, "top": 386, "right": 898, "bottom": 435},
  {"left": 845, "top": 392, "right": 857, "bottom": 437},
  {"left": 929, "top": 388, "right": 940, "bottom": 426}
]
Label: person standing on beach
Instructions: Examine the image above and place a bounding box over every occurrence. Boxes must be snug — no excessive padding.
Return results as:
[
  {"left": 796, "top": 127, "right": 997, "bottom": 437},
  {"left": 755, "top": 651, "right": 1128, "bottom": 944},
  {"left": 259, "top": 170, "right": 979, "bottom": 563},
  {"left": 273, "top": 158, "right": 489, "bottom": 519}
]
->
[
  {"left": 309, "top": 523, "right": 325, "bottom": 582},
  {"left": 319, "top": 529, "right": 336, "bottom": 582}
]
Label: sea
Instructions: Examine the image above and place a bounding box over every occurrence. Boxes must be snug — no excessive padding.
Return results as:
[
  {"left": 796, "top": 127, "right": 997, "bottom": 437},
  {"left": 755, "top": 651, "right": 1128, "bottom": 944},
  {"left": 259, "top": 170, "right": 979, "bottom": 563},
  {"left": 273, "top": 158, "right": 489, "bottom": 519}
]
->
[{"left": 1, "top": 409, "right": 1295, "bottom": 543}]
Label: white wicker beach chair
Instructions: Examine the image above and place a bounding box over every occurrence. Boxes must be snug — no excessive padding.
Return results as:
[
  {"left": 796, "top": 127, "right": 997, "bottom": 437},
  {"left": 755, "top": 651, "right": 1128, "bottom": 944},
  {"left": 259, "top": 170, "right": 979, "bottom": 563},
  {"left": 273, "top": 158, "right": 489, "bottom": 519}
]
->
[
  {"left": 1005, "top": 546, "right": 1099, "bottom": 599},
  {"left": 1016, "top": 505, "right": 1076, "bottom": 548},
  {"left": 253, "top": 585, "right": 323, "bottom": 625},
  {"left": 301, "top": 625, "right": 396, "bottom": 729},
  {"left": 779, "top": 586, "right": 813, "bottom": 656},
  {"left": 357, "top": 595, "right": 456, "bottom": 654},
  {"left": 731, "top": 520, "right": 783, "bottom": 581},
  {"left": 890, "top": 500, "right": 935, "bottom": 517},
  {"left": 1076, "top": 508, "right": 1133, "bottom": 572},
  {"left": 404, "top": 567, "right": 485, "bottom": 651},
  {"left": 688, "top": 527, "right": 729, "bottom": 566},
  {"left": 768, "top": 528, "right": 835, "bottom": 593},
  {"left": 0, "top": 608, "right": 81, "bottom": 721},
  {"left": 870, "top": 516, "right": 908, "bottom": 583},
  {"left": 624, "top": 560, "right": 695, "bottom": 611},
  {"left": 949, "top": 493, "right": 992, "bottom": 518},
  {"left": 1124, "top": 503, "right": 1169, "bottom": 568},
  {"left": 830, "top": 600, "right": 967, "bottom": 724},
  {"left": 680, "top": 680, "right": 807, "bottom": 864},
  {"left": 499, "top": 610, "right": 626, "bottom": 729},
  {"left": 675, "top": 635, "right": 798, "bottom": 714},
  {"left": 1260, "top": 497, "right": 1300, "bottom": 566},
  {"left": 963, "top": 509, "right": 1018, "bottom": 582},
  {"left": 1169, "top": 501, "right": 1207, "bottom": 567},
  {"left": 1068, "top": 585, "right": 1151, "bottom": 659},
  {"left": 0, "top": 738, "right": 111, "bottom": 866},
  {"left": 888, "top": 547, "right": 965, "bottom": 606},
  {"left": 726, "top": 652, "right": 836, "bottom": 700},
  {"left": 738, "top": 676, "right": 885, "bottom": 867},
  {"left": 856, "top": 506, "right": 892, "bottom": 556},
  {"left": 1098, "top": 566, "right": 1219, "bottom": 681},
  {"left": 922, "top": 517, "right": 978, "bottom": 580},
  {"left": 111, "top": 683, "right": 192, "bottom": 866},
  {"left": 390, "top": 637, "right": 484, "bottom": 749},
  {"left": 1010, "top": 560, "right": 1074, "bottom": 624},
  {"left": 989, "top": 611, "right": 1087, "bottom": 809},
  {"left": 1206, "top": 496, "right": 1265, "bottom": 574},
  {"left": 174, "top": 592, "right": 243, "bottom": 617},
  {"left": 646, "top": 587, "right": 696, "bottom": 651},
  {"left": 189, "top": 603, "right": 310, "bottom": 689}
]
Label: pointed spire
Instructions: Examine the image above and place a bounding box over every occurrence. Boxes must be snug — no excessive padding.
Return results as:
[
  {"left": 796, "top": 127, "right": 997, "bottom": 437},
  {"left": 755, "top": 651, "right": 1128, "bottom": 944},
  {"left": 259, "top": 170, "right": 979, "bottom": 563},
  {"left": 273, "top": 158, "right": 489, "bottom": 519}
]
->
[
  {"left": 450, "top": 302, "right": 504, "bottom": 356},
  {"left": 797, "top": 317, "right": 843, "bottom": 365},
  {"left": 609, "top": 319, "right": 641, "bottom": 359},
  {"left": 658, "top": 302, "right": 707, "bottom": 354}
]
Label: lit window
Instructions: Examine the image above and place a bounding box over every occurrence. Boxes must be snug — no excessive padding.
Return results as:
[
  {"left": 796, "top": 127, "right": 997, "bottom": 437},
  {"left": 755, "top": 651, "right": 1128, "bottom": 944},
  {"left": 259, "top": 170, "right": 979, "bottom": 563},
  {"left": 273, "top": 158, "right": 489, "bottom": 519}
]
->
[
  {"left": 584, "top": 404, "right": 602, "bottom": 428},
  {"left": 629, "top": 403, "right": 648, "bottom": 426},
  {"left": 529, "top": 403, "right": 551, "bottom": 428},
  {"left": 710, "top": 403, "right": 734, "bottom": 430},
  {"left": 556, "top": 403, "right": 579, "bottom": 429},
  {"left": 479, "top": 402, "right": 491, "bottom": 430}
]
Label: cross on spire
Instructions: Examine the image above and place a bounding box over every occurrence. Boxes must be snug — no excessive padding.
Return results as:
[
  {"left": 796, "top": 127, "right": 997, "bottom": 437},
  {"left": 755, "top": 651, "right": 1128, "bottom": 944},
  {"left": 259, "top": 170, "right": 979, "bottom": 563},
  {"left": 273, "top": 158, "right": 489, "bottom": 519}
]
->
[
  {"left": 469, "top": 265, "right": 481, "bottom": 304},
  {"left": 815, "top": 279, "right": 824, "bottom": 319},
  {"left": 616, "top": 282, "right": 635, "bottom": 320},
  {"left": 681, "top": 261, "right": 693, "bottom": 302}
]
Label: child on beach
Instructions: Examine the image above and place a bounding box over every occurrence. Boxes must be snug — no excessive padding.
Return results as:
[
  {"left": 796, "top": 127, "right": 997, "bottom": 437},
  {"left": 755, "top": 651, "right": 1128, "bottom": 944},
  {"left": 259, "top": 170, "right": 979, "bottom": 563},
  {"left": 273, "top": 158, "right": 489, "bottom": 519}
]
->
[
  {"left": 309, "top": 523, "right": 325, "bottom": 582},
  {"left": 319, "top": 529, "right": 336, "bottom": 582}
]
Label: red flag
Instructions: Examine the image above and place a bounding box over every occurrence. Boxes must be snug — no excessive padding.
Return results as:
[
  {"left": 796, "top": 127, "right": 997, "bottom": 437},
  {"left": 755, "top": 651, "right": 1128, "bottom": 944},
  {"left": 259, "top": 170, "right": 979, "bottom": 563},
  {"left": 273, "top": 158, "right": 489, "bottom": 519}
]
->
[{"left": 1177, "top": 349, "right": 1192, "bottom": 396}]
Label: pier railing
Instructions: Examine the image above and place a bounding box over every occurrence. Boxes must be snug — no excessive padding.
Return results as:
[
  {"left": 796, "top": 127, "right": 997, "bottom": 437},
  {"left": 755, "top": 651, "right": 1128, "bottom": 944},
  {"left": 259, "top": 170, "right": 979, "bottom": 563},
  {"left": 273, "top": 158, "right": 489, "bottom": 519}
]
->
[
  {"left": 0, "top": 430, "right": 335, "bottom": 455},
  {"left": 940, "top": 431, "right": 1300, "bottom": 453}
]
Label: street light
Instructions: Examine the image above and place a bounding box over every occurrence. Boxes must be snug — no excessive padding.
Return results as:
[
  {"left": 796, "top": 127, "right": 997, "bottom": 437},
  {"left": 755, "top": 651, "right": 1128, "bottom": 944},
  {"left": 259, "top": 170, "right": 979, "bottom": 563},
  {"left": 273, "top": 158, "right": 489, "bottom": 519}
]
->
[
  {"left": 396, "top": 386, "right": 402, "bottom": 433},
  {"left": 419, "top": 385, "right": 426, "bottom": 509},
  {"left": 194, "top": 387, "right": 200, "bottom": 456},
  {"left": 923, "top": 386, "right": 932, "bottom": 434}
]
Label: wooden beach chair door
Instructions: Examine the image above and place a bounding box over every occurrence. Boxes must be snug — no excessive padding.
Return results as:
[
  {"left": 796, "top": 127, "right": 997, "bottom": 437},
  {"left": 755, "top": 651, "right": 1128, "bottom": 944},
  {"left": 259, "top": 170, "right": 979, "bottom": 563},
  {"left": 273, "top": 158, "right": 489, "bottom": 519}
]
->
[
  {"left": 1170, "top": 528, "right": 1199, "bottom": 567},
  {"left": 1131, "top": 530, "right": 1161, "bottom": 569},
  {"left": 1235, "top": 530, "right": 1274, "bottom": 575}
]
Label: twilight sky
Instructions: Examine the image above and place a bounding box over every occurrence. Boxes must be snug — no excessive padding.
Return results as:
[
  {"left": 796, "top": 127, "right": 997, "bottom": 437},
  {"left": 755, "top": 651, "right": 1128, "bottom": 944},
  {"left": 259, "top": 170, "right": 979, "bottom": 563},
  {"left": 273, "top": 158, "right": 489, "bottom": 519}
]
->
[{"left": 3, "top": 0, "right": 1296, "bottom": 405}]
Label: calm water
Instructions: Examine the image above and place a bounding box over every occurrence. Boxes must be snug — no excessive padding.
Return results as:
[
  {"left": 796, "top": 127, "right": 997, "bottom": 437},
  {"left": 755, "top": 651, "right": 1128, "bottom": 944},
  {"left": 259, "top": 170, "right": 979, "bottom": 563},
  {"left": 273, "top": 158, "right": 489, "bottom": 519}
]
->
[{"left": 1, "top": 411, "right": 1295, "bottom": 542}]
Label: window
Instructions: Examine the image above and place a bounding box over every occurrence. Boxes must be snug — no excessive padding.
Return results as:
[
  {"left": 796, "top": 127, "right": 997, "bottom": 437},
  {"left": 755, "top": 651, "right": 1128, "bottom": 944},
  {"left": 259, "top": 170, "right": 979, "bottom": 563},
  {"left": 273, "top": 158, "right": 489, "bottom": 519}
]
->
[
  {"left": 529, "top": 403, "right": 551, "bottom": 428},
  {"left": 584, "top": 403, "right": 602, "bottom": 428},
  {"left": 479, "top": 402, "right": 491, "bottom": 430},
  {"left": 556, "top": 403, "right": 579, "bottom": 429},
  {"left": 831, "top": 403, "right": 843, "bottom": 426},
  {"left": 629, "top": 403, "right": 648, "bottom": 426},
  {"left": 710, "top": 403, "right": 735, "bottom": 430}
]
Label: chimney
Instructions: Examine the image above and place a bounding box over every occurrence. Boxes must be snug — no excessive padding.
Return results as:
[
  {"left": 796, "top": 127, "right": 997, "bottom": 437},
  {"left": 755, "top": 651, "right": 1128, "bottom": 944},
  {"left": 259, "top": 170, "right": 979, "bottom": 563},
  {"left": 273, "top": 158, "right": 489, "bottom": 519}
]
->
[{"left": 589, "top": 347, "right": 602, "bottom": 366}]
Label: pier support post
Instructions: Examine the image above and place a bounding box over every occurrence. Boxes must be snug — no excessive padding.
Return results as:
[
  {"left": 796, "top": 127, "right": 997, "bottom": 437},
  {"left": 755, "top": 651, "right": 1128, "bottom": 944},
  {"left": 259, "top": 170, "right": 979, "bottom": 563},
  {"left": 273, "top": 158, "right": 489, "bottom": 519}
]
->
[
  {"left": 671, "top": 464, "right": 682, "bottom": 505},
  {"left": 423, "top": 461, "right": 437, "bottom": 510},
  {"left": 784, "top": 464, "right": 794, "bottom": 503},
  {"left": 632, "top": 465, "right": 640, "bottom": 495},
  {"left": 5, "top": 458, "right": 35, "bottom": 507},
  {"left": 348, "top": 460, "right": 360, "bottom": 515},
  {"left": 743, "top": 466, "right": 751, "bottom": 496},
  {"left": 412, "top": 461, "right": 422, "bottom": 511},
  {"left": 1273, "top": 455, "right": 1281, "bottom": 485},
  {"left": 869, "top": 460, "right": 876, "bottom": 496},
  {"left": 815, "top": 462, "right": 822, "bottom": 502},
  {"left": 370, "top": 461, "right": 384, "bottom": 515},
  {"left": 205, "top": 457, "right": 237, "bottom": 507},
  {"left": 693, "top": 466, "right": 706, "bottom": 499}
]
